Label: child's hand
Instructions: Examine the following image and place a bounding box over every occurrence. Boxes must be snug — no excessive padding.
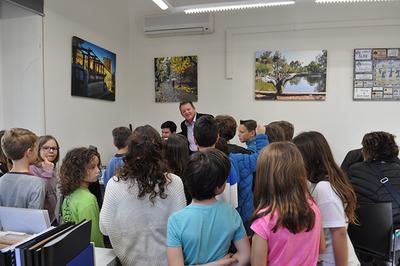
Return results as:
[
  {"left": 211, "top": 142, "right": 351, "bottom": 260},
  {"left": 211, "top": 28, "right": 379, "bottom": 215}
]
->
[
  {"left": 212, "top": 254, "right": 238, "bottom": 266},
  {"left": 256, "top": 123, "right": 266, "bottom": 135},
  {"left": 41, "top": 157, "right": 54, "bottom": 172}
]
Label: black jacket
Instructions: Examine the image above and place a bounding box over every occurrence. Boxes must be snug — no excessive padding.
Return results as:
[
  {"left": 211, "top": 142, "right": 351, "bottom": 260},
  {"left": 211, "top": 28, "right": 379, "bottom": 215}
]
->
[
  {"left": 348, "top": 158, "right": 400, "bottom": 228},
  {"left": 341, "top": 148, "right": 363, "bottom": 174},
  {"left": 180, "top": 112, "right": 211, "bottom": 138},
  {"left": 227, "top": 144, "right": 252, "bottom": 155}
]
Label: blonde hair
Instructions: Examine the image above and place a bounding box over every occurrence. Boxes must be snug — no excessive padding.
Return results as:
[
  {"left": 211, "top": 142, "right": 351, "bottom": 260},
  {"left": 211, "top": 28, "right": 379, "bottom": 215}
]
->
[
  {"left": 1, "top": 128, "right": 37, "bottom": 160},
  {"left": 253, "top": 142, "right": 315, "bottom": 233}
]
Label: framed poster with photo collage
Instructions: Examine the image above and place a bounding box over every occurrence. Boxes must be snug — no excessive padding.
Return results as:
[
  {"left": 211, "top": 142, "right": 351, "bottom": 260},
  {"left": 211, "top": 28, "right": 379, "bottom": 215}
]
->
[{"left": 353, "top": 48, "right": 400, "bottom": 101}]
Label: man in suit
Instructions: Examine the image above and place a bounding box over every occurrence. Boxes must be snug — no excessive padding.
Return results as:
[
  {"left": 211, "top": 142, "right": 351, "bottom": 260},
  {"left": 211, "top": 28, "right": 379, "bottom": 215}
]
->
[{"left": 179, "top": 101, "right": 211, "bottom": 153}]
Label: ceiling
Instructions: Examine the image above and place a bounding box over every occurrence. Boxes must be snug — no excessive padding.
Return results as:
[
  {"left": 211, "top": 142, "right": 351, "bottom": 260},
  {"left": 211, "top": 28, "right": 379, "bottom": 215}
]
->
[{"left": 137, "top": 0, "right": 302, "bottom": 16}]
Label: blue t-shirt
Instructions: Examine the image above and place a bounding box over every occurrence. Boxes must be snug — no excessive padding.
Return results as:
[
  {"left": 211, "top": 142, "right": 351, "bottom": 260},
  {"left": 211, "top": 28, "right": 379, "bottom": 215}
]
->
[
  {"left": 167, "top": 201, "right": 246, "bottom": 265},
  {"left": 103, "top": 154, "right": 125, "bottom": 187}
]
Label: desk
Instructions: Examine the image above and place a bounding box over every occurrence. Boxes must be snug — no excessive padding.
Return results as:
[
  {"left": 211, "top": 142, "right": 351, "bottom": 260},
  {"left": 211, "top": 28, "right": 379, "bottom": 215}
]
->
[{"left": 95, "top": 247, "right": 119, "bottom": 266}]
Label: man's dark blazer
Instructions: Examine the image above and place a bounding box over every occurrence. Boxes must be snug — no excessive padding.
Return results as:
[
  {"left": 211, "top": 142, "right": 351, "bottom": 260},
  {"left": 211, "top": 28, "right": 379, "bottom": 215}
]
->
[{"left": 179, "top": 112, "right": 212, "bottom": 138}]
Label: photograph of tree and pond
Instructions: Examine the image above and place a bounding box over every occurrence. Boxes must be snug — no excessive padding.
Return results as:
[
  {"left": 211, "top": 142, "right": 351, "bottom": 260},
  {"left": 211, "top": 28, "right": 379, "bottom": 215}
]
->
[
  {"left": 255, "top": 50, "right": 327, "bottom": 100},
  {"left": 154, "top": 56, "right": 198, "bottom": 103}
]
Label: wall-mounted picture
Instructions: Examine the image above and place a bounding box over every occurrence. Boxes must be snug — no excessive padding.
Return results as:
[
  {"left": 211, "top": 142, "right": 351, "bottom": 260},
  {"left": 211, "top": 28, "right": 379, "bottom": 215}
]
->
[
  {"left": 353, "top": 48, "right": 400, "bottom": 101},
  {"left": 255, "top": 50, "right": 327, "bottom": 100},
  {"left": 71, "top": 36, "right": 116, "bottom": 101},
  {"left": 155, "top": 56, "right": 198, "bottom": 103}
]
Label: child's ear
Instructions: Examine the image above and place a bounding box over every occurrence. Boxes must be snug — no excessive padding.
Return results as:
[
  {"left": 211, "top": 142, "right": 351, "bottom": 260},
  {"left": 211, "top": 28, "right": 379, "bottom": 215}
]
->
[
  {"left": 214, "top": 182, "right": 227, "bottom": 195},
  {"left": 25, "top": 147, "right": 36, "bottom": 162},
  {"left": 251, "top": 130, "right": 256, "bottom": 137}
]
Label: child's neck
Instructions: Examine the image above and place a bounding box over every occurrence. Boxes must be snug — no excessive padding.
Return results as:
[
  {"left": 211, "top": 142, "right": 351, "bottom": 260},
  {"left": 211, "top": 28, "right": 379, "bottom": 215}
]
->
[
  {"left": 80, "top": 181, "right": 90, "bottom": 188},
  {"left": 116, "top": 147, "right": 128, "bottom": 155},
  {"left": 197, "top": 145, "right": 215, "bottom": 151},
  {"left": 10, "top": 160, "right": 30, "bottom": 173},
  {"left": 192, "top": 197, "right": 217, "bottom": 205}
]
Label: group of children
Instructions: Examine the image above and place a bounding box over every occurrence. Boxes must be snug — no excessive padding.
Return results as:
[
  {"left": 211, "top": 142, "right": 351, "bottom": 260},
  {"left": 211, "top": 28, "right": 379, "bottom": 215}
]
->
[{"left": 0, "top": 113, "right": 363, "bottom": 265}]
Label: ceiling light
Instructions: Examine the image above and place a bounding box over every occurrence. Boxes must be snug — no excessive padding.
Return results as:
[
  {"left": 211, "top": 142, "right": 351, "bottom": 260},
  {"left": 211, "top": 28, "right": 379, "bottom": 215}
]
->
[
  {"left": 316, "top": 0, "right": 392, "bottom": 3},
  {"left": 184, "top": 1, "right": 295, "bottom": 14},
  {"left": 152, "top": 0, "right": 169, "bottom": 10}
]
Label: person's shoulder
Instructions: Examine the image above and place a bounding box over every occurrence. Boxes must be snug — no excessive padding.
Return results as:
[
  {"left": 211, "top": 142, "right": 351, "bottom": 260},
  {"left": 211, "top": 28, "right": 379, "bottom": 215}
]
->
[
  {"left": 168, "top": 205, "right": 191, "bottom": 221},
  {"left": 108, "top": 155, "right": 122, "bottom": 163},
  {"left": 75, "top": 187, "right": 97, "bottom": 200},
  {"left": 17, "top": 173, "right": 46, "bottom": 185},
  {"left": 227, "top": 144, "right": 252, "bottom": 155},
  {"left": 313, "top": 181, "right": 344, "bottom": 204},
  {"left": 196, "top": 113, "right": 213, "bottom": 119},
  {"left": 105, "top": 177, "right": 127, "bottom": 190},
  {"left": 314, "top": 180, "right": 332, "bottom": 192},
  {"left": 167, "top": 173, "right": 181, "bottom": 182},
  {"left": 347, "top": 161, "right": 370, "bottom": 176},
  {"left": 312, "top": 181, "right": 336, "bottom": 199},
  {"left": 215, "top": 201, "right": 238, "bottom": 215}
]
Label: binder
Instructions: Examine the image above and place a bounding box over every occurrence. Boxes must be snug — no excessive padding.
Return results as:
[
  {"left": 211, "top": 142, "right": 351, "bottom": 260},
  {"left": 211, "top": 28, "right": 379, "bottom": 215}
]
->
[
  {"left": 27, "top": 224, "right": 76, "bottom": 266},
  {"left": 40, "top": 220, "right": 91, "bottom": 266},
  {"left": 13, "top": 223, "right": 73, "bottom": 266},
  {"left": 66, "top": 244, "right": 94, "bottom": 266}
]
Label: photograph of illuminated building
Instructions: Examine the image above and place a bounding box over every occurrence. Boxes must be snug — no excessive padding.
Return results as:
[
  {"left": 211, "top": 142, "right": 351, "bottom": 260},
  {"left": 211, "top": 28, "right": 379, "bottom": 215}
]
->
[{"left": 71, "top": 36, "right": 116, "bottom": 101}]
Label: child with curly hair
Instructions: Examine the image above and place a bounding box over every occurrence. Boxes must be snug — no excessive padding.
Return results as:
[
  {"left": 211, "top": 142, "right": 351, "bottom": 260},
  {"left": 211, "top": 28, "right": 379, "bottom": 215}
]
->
[{"left": 60, "top": 147, "right": 104, "bottom": 247}]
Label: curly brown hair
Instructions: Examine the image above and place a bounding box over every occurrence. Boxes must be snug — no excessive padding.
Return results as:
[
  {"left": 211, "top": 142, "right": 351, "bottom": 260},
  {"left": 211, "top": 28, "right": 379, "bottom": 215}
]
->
[
  {"left": 59, "top": 147, "right": 101, "bottom": 196},
  {"left": 362, "top": 131, "right": 399, "bottom": 161},
  {"left": 117, "top": 125, "right": 169, "bottom": 203}
]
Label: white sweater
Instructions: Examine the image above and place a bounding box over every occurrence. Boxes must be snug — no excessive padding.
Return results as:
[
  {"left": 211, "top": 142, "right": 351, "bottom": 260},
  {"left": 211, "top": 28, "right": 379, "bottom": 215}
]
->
[{"left": 100, "top": 173, "right": 186, "bottom": 266}]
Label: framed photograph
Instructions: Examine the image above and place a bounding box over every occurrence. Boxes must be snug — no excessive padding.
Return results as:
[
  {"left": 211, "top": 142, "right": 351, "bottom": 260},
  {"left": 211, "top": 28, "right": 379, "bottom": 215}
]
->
[
  {"left": 154, "top": 56, "right": 198, "bottom": 103},
  {"left": 71, "top": 36, "right": 116, "bottom": 101},
  {"left": 255, "top": 50, "right": 327, "bottom": 101},
  {"left": 353, "top": 48, "right": 400, "bottom": 101}
]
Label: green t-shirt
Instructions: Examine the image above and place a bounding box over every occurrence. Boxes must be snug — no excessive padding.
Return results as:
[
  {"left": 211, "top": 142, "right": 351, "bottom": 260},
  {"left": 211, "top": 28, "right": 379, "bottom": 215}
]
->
[{"left": 62, "top": 187, "right": 104, "bottom": 247}]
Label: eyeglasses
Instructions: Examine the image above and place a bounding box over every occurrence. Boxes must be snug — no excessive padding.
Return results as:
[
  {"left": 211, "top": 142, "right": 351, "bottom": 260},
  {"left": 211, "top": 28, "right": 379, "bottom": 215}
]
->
[{"left": 41, "top": 146, "right": 59, "bottom": 151}]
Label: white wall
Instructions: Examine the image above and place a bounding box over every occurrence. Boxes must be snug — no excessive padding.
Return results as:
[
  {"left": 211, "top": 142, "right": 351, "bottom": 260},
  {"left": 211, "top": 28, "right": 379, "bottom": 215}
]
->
[
  {"left": 0, "top": 1, "right": 44, "bottom": 134},
  {"left": 4, "top": 0, "right": 399, "bottom": 164},
  {"left": 129, "top": 2, "right": 400, "bottom": 162},
  {"left": 0, "top": 6, "right": 3, "bottom": 130},
  {"left": 43, "top": 0, "right": 131, "bottom": 161}
]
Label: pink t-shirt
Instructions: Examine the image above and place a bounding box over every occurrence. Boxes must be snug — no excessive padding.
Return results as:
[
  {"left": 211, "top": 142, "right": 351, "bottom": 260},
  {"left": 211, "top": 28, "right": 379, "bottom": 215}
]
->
[{"left": 251, "top": 200, "right": 321, "bottom": 266}]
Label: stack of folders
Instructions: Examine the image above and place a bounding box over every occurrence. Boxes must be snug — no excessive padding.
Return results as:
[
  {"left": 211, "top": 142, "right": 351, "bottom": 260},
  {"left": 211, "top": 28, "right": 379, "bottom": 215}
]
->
[{"left": 0, "top": 220, "right": 93, "bottom": 266}]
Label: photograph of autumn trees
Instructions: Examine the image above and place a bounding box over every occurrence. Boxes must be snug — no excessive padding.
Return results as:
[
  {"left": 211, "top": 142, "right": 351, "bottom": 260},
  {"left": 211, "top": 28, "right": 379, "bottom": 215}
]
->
[
  {"left": 255, "top": 50, "right": 327, "bottom": 100},
  {"left": 155, "top": 56, "right": 198, "bottom": 103}
]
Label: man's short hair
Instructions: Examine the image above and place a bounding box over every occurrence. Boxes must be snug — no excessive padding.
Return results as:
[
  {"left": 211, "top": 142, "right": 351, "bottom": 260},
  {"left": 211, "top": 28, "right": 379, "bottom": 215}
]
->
[
  {"left": 179, "top": 101, "right": 195, "bottom": 109},
  {"left": 276, "top": 120, "right": 294, "bottom": 141},
  {"left": 215, "top": 115, "right": 237, "bottom": 141},
  {"left": 161, "top": 121, "right": 177, "bottom": 133},
  {"left": 112, "top": 127, "right": 132, "bottom": 149},
  {"left": 1, "top": 128, "right": 37, "bottom": 160},
  {"left": 265, "top": 123, "right": 286, "bottom": 143},
  {"left": 239, "top": 119, "right": 257, "bottom": 132},
  {"left": 183, "top": 148, "right": 230, "bottom": 200},
  {"left": 194, "top": 115, "right": 218, "bottom": 148}
]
